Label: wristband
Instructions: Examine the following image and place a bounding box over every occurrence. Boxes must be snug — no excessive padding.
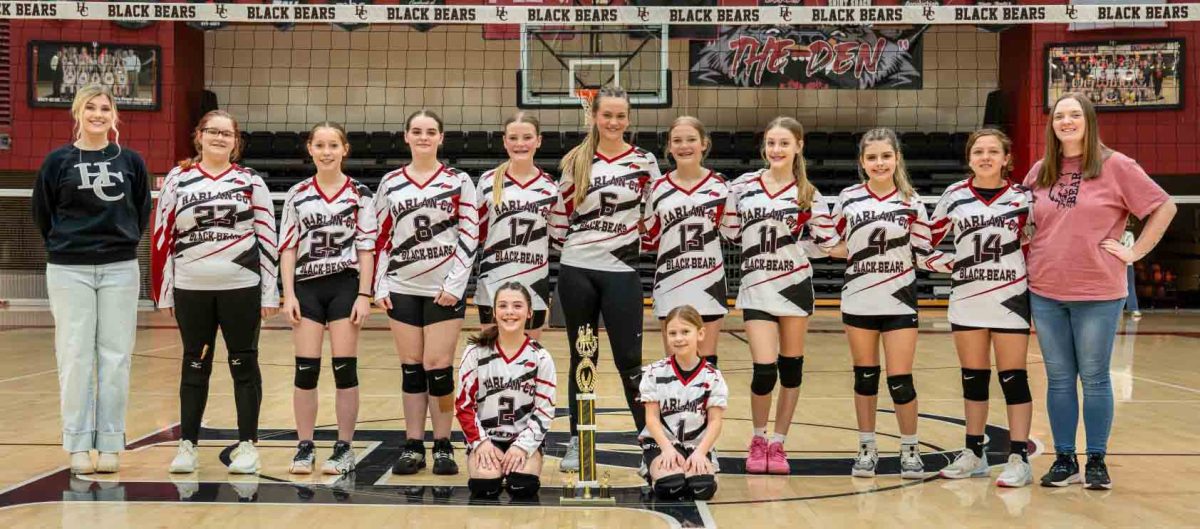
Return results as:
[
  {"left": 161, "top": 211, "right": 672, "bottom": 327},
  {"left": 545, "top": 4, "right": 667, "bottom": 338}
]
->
[{"left": 357, "top": 292, "right": 372, "bottom": 298}]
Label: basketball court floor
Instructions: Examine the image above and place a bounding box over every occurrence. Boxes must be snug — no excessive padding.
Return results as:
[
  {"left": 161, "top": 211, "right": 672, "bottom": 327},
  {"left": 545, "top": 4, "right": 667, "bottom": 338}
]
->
[{"left": 0, "top": 307, "right": 1197, "bottom": 528}]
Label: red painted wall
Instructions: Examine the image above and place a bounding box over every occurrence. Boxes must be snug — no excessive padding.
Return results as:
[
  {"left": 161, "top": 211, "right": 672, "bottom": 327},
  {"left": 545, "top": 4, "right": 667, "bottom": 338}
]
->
[
  {"left": 1, "top": 21, "right": 205, "bottom": 175},
  {"left": 1001, "top": 9, "right": 1199, "bottom": 179}
]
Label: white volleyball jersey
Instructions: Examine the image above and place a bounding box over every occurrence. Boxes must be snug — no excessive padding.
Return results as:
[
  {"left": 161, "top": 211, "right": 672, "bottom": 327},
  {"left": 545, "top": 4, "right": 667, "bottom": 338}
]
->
[
  {"left": 150, "top": 164, "right": 279, "bottom": 309},
  {"left": 642, "top": 170, "right": 731, "bottom": 318},
  {"left": 475, "top": 168, "right": 558, "bottom": 310},
  {"left": 278, "top": 176, "right": 377, "bottom": 281},
  {"left": 832, "top": 183, "right": 939, "bottom": 316},
  {"left": 638, "top": 357, "right": 728, "bottom": 449},
  {"left": 373, "top": 164, "right": 478, "bottom": 300},
  {"left": 455, "top": 337, "right": 557, "bottom": 455},
  {"left": 923, "top": 179, "right": 1031, "bottom": 329},
  {"left": 549, "top": 147, "right": 661, "bottom": 272},
  {"left": 723, "top": 170, "right": 839, "bottom": 317}
]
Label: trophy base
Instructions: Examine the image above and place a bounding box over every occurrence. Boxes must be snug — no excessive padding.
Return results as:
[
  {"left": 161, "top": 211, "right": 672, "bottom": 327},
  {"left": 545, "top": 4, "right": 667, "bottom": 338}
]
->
[{"left": 559, "top": 484, "right": 616, "bottom": 505}]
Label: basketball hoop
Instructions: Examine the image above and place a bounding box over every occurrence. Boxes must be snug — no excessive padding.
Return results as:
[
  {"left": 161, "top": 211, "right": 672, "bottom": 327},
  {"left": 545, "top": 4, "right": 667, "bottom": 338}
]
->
[{"left": 575, "top": 88, "right": 599, "bottom": 128}]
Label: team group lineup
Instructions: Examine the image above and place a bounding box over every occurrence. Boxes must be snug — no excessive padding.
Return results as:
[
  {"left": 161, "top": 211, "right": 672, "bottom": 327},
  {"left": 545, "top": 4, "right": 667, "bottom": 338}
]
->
[{"left": 32, "top": 83, "right": 1177, "bottom": 503}]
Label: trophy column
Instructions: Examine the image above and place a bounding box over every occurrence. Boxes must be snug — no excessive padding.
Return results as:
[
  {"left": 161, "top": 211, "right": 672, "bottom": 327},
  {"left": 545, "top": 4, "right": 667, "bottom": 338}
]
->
[{"left": 561, "top": 324, "right": 615, "bottom": 505}]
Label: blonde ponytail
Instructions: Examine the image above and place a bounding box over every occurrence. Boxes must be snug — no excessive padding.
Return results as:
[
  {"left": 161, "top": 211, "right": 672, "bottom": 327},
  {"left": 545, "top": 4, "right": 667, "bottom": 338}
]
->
[
  {"left": 763, "top": 116, "right": 815, "bottom": 209},
  {"left": 491, "top": 112, "right": 541, "bottom": 205},
  {"left": 559, "top": 85, "right": 629, "bottom": 207}
]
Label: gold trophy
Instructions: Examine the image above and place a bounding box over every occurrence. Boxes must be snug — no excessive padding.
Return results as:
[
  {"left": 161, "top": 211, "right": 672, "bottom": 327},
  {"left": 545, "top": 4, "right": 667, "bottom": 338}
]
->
[{"left": 560, "top": 324, "right": 616, "bottom": 505}]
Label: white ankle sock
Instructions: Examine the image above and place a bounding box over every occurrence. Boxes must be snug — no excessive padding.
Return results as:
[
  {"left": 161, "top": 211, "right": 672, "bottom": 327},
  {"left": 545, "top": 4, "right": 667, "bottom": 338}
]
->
[
  {"left": 753, "top": 427, "right": 768, "bottom": 439},
  {"left": 770, "top": 433, "right": 786, "bottom": 445},
  {"left": 900, "top": 434, "right": 919, "bottom": 447},
  {"left": 858, "top": 431, "right": 876, "bottom": 445}
]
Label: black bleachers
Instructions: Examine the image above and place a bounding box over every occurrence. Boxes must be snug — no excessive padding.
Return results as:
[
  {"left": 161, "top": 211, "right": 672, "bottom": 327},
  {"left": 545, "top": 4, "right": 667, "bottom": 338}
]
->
[
  {"left": 634, "top": 131, "right": 663, "bottom": 156},
  {"left": 732, "top": 131, "right": 756, "bottom": 157},
  {"left": 538, "top": 131, "right": 564, "bottom": 158},
  {"left": 827, "top": 132, "right": 855, "bottom": 159},
  {"left": 347, "top": 131, "right": 370, "bottom": 159},
  {"left": 244, "top": 131, "right": 274, "bottom": 159},
  {"left": 926, "top": 132, "right": 953, "bottom": 160},
  {"left": 900, "top": 131, "right": 931, "bottom": 159},
  {"left": 804, "top": 131, "right": 830, "bottom": 160},
  {"left": 271, "top": 132, "right": 300, "bottom": 158},
  {"left": 441, "top": 131, "right": 464, "bottom": 156},
  {"left": 464, "top": 131, "right": 491, "bottom": 157},
  {"left": 368, "top": 131, "right": 396, "bottom": 159},
  {"left": 563, "top": 131, "right": 585, "bottom": 151},
  {"left": 708, "top": 131, "right": 733, "bottom": 157}
]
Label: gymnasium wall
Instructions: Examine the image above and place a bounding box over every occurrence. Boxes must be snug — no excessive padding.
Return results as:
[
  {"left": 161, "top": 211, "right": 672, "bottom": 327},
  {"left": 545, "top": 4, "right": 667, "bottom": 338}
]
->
[{"left": 203, "top": 24, "right": 999, "bottom": 134}]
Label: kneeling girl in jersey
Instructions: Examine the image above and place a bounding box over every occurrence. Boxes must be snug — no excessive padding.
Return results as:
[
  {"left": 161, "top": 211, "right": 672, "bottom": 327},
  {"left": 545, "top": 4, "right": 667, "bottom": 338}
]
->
[
  {"left": 153, "top": 110, "right": 279, "bottom": 475},
  {"left": 476, "top": 112, "right": 557, "bottom": 340},
  {"left": 279, "top": 122, "right": 377, "bottom": 475},
  {"left": 375, "top": 110, "right": 477, "bottom": 476},
  {"left": 455, "top": 282, "right": 557, "bottom": 500},
  {"left": 642, "top": 116, "right": 730, "bottom": 365},
  {"left": 723, "top": 117, "right": 838, "bottom": 474},
  {"left": 829, "top": 128, "right": 941, "bottom": 479},
  {"left": 640, "top": 305, "right": 728, "bottom": 501},
  {"left": 923, "top": 129, "right": 1034, "bottom": 487}
]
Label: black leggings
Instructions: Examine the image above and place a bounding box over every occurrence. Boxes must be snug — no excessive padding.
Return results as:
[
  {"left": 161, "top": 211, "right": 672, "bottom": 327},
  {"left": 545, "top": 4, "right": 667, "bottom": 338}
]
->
[
  {"left": 557, "top": 264, "right": 645, "bottom": 436},
  {"left": 174, "top": 286, "right": 263, "bottom": 443}
]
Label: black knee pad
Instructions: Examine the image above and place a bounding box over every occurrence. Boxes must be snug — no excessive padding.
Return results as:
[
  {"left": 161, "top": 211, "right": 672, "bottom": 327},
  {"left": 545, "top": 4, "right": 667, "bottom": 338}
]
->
[
  {"left": 998, "top": 369, "right": 1032, "bottom": 405},
  {"left": 401, "top": 363, "right": 427, "bottom": 394},
  {"left": 653, "top": 473, "right": 687, "bottom": 501},
  {"left": 701, "top": 355, "right": 718, "bottom": 369},
  {"left": 751, "top": 362, "right": 778, "bottom": 396},
  {"left": 331, "top": 357, "right": 359, "bottom": 389},
  {"left": 887, "top": 374, "right": 917, "bottom": 405},
  {"left": 426, "top": 367, "right": 454, "bottom": 397},
  {"left": 686, "top": 474, "right": 717, "bottom": 500},
  {"left": 294, "top": 357, "right": 320, "bottom": 390},
  {"left": 228, "top": 352, "right": 261, "bottom": 384},
  {"left": 180, "top": 355, "right": 214, "bottom": 388},
  {"left": 961, "top": 368, "right": 991, "bottom": 402},
  {"left": 853, "top": 366, "right": 881, "bottom": 396},
  {"left": 467, "top": 477, "right": 503, "bottom": 499},
  {"left": 778, "top": 356, "right": 804, "bottom": 389},
  {"left": 504, "top": 472, "right": 541, "bottom": 499}
]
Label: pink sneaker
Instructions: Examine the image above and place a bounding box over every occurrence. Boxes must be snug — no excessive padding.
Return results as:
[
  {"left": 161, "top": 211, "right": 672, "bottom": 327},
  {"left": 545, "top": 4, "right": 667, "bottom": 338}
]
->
[
  {"left": 746, "top": 436, "right": 768, "bottom": 474},
  {"left": 767, "top": 441, "right": 790, "bottom": 475}
]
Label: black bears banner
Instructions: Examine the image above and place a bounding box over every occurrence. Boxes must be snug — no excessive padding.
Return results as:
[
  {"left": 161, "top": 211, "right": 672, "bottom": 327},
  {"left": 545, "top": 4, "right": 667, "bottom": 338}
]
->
[{"left": 688, "top": 25, "right": 928, "bottom": 90}]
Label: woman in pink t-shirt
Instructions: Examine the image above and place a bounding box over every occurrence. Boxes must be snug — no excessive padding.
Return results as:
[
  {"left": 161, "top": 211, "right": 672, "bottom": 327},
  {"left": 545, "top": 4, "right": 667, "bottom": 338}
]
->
[{"left": 1023, "top": 93, "right": 1176, "bottom": 491}]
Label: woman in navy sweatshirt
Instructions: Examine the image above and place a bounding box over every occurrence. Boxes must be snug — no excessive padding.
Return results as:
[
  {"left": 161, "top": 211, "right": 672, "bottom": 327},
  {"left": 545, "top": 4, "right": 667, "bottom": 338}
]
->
[{"left": 32, "top": 84, "right": 151, "bottom": 475}]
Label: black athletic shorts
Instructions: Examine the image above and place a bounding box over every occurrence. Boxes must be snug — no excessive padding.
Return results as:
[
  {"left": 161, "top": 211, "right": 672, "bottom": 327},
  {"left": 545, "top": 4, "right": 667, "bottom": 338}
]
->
[
  {"left": 842, "top": 312, "right": 919, "bottom": 332},
  {"left": 478, "top": 305, "right": 548, "bottom": 330},
  {"left": 742, "top": 309, "right": 778, "bottom": 323},
  {"left": 387, "top": 292, "right": 465, "bottom": 327},
  {"left": 295, "top": 269, "right": 359, "bottom": 325},
  {"left": 467, "top": 438, "right": 544, "bottom": 455},
  {"left": 950, "top": 323, "right": 1031, "bottom": 335},
  {"left": 641, "top": 439, "right": 715, "bottom": 469},
  {"left": 658, "top": 314, "right": 723, "bottom": 324}
]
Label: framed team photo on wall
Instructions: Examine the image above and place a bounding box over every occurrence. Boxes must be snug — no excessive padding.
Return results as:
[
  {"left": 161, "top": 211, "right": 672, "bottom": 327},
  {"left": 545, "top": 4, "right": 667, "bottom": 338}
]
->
[
  {"left": 1044, "top": 39, "right": 1184, "bottom": 112},
  {"left": 27, "top": 41, "right": 161, "bottom": 111}
]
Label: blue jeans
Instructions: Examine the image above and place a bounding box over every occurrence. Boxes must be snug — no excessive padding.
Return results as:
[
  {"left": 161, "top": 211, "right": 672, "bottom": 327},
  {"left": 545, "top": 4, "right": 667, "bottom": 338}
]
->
[
  {"left": 1124, "top": 266, "right": 1139, "bottom": 312},
  {"left": 1030, "top": 292, "right": 1124, "bottom": 455},
  {"left": 46, "top": 260, "right": 140, "bottom": 453}
]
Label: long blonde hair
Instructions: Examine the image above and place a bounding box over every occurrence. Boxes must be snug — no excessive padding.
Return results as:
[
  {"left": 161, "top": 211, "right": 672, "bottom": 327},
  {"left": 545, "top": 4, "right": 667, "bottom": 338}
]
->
[
  {"left": 492, "top": 112, "right": 541, "bottom": 204},
  {"left": 858, "top": 128, "right": 915, "bottom": 200},
  {"left": 559, "top": 85, "right": 629, "bottom": 207},
  {"left": 762, "top": 117, "right": 815, "bottom": 209},
  {"left": 71, "top": 84, "right": 120, "bottom": 146},
  {"left": 1035, "top": 92, "right": 1110, "bottom": 189}
]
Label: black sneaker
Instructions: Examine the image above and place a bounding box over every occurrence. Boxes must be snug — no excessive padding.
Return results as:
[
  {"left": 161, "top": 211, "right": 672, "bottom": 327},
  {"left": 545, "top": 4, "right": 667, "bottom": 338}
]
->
[
  {"left": 1084, "top": 453, "right": 1112, "bottom": 490},
  {"left": 1040, "top": 452, "right": 1080, "bottom": 487},
  {"left": 431, "top": 438, "right": 459, "bottom": 475},
  {"left": 391, "top": 439, "right": 426, "bottom": 475}
]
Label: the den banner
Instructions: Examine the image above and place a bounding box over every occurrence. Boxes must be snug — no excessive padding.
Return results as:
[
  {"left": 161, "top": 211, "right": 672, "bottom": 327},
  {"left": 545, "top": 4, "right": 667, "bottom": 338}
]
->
[{"left": 688, "top": 25, "right": 928, "bottom": 90}]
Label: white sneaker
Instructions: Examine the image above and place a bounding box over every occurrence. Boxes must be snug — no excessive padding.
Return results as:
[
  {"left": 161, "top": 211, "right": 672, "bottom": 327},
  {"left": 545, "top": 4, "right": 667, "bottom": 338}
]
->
[
  {"left": 70, "top": 451, "right": 95, "bottom": 475},
  {"left": 900, "top": 445, "right": 926, "bottom": 480},
  {"left": 228, "top": 441, "right": 260, "bottom": 474},
  {"left": 322, "top": 441, "right": 356, "bottom": 475},
  {"left": 559, "top": 436, "right": 580, "bottom": 473},
  {"left": 290, "top": 441, "right": 315, "bottom": 475},
  {"left": 96, "top": 452, "right": 120, "bottom": 473},
  {"left": 939, "top": 448, "right": 989, "bottom": 479},
  {"left": 851, "top": 444, "right": 878, "bottom": 477},
  {"left": 995, "top": 453, "right": 1033, "bottom": 488},
  {"left": 170, "top": 440, "right": 199, "bottom": 474}
]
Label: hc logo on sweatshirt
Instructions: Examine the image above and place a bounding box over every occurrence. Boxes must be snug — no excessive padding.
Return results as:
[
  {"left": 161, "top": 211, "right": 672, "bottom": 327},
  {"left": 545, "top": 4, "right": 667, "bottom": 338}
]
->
[{"left": 74, "top": 162, "right": 125, "bottom": 202}]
